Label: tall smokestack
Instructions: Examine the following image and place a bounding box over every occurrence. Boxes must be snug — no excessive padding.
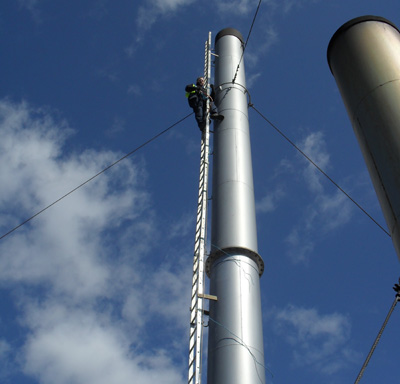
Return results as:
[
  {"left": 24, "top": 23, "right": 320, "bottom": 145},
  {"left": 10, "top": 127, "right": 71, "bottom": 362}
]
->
[
  {"left": 206, "top": 28, "right": 266, "bottom": 384},
  {"left": 327, "top": 16, "right": 400, "bottom": 261}
]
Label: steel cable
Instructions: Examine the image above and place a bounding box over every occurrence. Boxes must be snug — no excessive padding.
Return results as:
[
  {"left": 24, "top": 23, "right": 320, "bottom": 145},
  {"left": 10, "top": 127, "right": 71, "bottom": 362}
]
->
[
  {"left": 0, "top": 112, "right": 193, "bottom": 241},
  {"left": 354, "top": 295, "right": 399, "bottom": 383},
  {"left": 250, "top": 104, "right": 391, "bottom": 238},
  {"left": 207, "top": 315, "right": 274, "bottom": 381},
  {"left": 232, "top": 0, "right": 263, "bottom": 83}
]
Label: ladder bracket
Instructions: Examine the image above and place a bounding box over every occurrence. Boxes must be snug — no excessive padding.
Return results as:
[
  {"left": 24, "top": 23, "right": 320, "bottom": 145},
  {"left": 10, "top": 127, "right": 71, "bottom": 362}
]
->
[{"left": 198, "top": 293, "right": 218, "bottom": 301}]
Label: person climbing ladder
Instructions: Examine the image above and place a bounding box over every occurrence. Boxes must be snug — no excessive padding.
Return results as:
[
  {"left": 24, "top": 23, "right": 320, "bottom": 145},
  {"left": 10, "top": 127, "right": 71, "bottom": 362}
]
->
[{"left": 185, "top": 77, "right": 224, "bottom": 131}]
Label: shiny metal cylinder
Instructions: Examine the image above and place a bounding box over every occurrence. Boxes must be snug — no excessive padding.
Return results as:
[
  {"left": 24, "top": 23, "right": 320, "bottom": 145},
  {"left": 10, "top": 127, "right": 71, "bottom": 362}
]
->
[
  {"left": 327, "top": 16, "right": 400, "bottom": 261},
  {"left": 206, "top": 28, "right": 265, "bottom": 384},
  {"left": 210, "top": 29, "right": 258, "bottom": 253}
]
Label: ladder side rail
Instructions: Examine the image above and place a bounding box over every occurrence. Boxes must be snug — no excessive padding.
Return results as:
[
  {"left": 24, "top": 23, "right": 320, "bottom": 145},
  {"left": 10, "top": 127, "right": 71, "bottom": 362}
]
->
[
  {"left": 188, "top": 32, "right": 212, "bottom": 384},
  {"left": 195, "top": 31, "right": 212, "bottom": 384}
]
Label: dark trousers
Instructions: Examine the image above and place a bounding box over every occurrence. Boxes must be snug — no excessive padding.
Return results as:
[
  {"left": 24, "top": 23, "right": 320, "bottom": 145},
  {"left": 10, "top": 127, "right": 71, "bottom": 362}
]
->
[
  {"left": 188, "top": 95, "right": 218, "bottom": 129},
  {"left": 188, "top": 95, "right": 204, "bottom": 128}
]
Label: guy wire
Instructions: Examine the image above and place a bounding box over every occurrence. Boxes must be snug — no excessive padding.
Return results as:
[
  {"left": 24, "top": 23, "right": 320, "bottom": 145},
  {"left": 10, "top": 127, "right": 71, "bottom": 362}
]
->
[
  {"left": 0, "top": 112, "right": 193, "bottom": 241},
  {"left": 250, "top": 104, "right": 391, "bottom": 238},
  {"left": 232, "top": 0, "right": 263, "bottom": 83}
]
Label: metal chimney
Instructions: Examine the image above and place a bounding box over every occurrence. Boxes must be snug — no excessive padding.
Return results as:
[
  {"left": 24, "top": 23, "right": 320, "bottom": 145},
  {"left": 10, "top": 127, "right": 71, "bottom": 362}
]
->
[
  {"left": 327, "top": 16, "right": 400, "bottom": 261},
  {"left": 206, "top": 28, "right": 266, "bottom": 384}
]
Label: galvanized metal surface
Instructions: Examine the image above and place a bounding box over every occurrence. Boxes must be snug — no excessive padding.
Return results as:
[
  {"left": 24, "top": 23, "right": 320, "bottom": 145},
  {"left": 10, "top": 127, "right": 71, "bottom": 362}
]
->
[
  {"left": 210, "top": 31, "right": 259, "bottom": 256},
  {"left": 328, "top": 16, "right": 400, "bottom": 261},
  {"left": 207, "top": 28, "right": 266, "bottom": 384}
]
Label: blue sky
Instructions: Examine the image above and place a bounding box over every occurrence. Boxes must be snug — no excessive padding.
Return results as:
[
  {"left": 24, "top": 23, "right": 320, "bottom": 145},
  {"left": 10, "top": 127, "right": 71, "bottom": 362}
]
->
[{"left": 1, "top": 1, "right": 400, "bottom": 383}]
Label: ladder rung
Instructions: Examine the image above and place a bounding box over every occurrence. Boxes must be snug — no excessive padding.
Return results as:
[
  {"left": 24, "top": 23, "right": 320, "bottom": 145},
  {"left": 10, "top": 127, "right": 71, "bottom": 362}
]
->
[{"left": 188, "top": 33, "right": 212, "bottom": 384}]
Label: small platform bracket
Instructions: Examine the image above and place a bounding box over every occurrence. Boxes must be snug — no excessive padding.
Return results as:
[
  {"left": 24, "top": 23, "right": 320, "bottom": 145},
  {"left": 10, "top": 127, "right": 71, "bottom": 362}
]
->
[{"left": 198, "top": 293, "right": 218, "bottom": 301}]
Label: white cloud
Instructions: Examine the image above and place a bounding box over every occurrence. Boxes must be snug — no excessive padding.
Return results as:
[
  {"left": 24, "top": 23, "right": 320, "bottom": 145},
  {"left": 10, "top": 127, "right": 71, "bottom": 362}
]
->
[
  {"left": 147, "top": 261, "right": 192, "bottom": 328},
  {"left": 256, "top": 186, "right": 285, "bottom": 213},
  {"left": 96, "top": 67, "right": 119, "bottom": 83},
  {"left": 152, "top": 0, "right": 196, "bottom": 13},
  {"left": 244, "top": 25, "right": 279, "bottom": 78},
  {"left": 216, "top": 0, "right": 259, "bottom": 15},
  {"left": 136, "top": 0, "right": 196, "bottom": 35},
  {"left": 281, "top": 0, "right": 320, "bottom": 14},
  {"left": 167, "top": 212, "right": 195, "bottom": 239},
  {"left": 128, "top": 84, "right": 142, "bottom": 97},
  {"left": 247, "top": 72, "right": 262, "bottom": 88},
  {"left": 106, "top": 116, "right": 126, "bottom": 137},
  {"left": 22, "top": 303, "right": 183, "bottom": 384},
  {"left": 284, "top": 131, "right": 353, "bottom": 263},
  {"left": 285, "top": 228, "right": 315, "bottom": 264},
  {"left": 17, "top": 0, "right": 42, "bottom": 22},
  {"left": 0, "top": 339, "right": 11, "bottom": 372},
  {"left": 133, "top": 0, "right": 196, "bottom": 47},
  {"left": 273, "top": 304, "right": 358, "bottom": 374},
  {"left": 0, "top": 99, "right": 186, "bottom": 383},
  {"left": 0, "top": 101, "right": 142, "bottom": 299},
  {"left": 0, "top": 340, "right": 10, "bottom": 358},
  {"left": 256, "top": 25, "right": 279, "bottom": 55},
  {"left": 300, "top": 131, "right": 330, "bottom": 193},
  {"left": 87, "top": 0, "right": 109, "bottom": 20},
  {"left": 317, "top": 190, "right": 353, "bottom": 231},
  {"left": 255, "top": 131, "right": 353, "bottom": 264}
]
